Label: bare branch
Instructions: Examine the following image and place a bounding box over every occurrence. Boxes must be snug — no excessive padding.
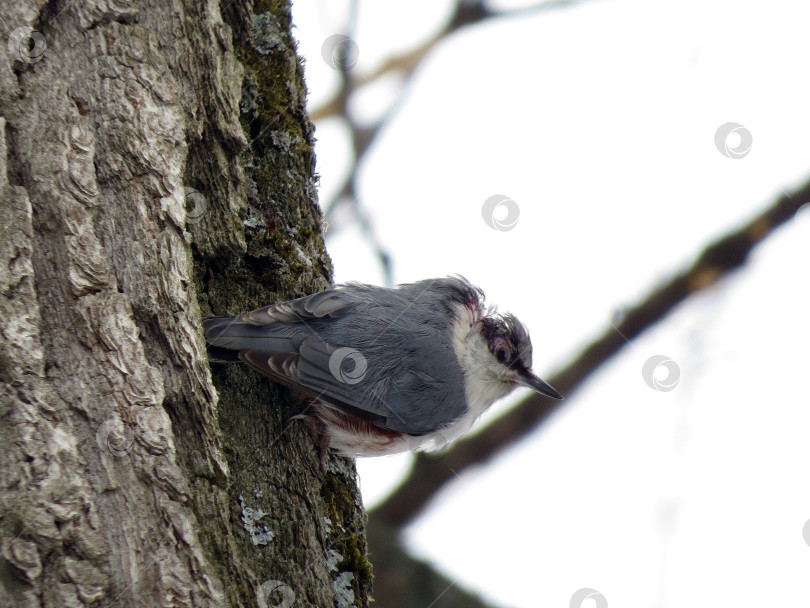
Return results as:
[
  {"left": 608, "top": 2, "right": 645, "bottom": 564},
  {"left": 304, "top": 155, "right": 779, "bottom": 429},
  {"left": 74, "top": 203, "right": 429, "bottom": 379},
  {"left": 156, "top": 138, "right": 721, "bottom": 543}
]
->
[
  {"left": 370, "top": 180, "right": 810, "bottom": 528},
  {"left": 311, "top": 0, "right": 603, "bottom": 121},
  {"left": 318, "top": 0, "right": 607, "bottom": 282}
]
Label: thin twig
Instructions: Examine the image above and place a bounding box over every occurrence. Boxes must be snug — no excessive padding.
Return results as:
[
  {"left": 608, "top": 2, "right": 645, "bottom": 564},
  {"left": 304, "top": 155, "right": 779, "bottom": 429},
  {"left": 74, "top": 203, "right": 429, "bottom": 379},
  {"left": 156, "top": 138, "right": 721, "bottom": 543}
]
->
[{"left": 319, "top": 0, "right": 606, "bottom": 284}]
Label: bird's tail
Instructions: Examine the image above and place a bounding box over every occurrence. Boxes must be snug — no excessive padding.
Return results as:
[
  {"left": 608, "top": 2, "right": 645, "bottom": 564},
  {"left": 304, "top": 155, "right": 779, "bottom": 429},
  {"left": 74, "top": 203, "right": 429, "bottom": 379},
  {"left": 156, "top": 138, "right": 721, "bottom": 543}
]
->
[{"left": 203, "top": 317, "right": 299, "bottom": 360}]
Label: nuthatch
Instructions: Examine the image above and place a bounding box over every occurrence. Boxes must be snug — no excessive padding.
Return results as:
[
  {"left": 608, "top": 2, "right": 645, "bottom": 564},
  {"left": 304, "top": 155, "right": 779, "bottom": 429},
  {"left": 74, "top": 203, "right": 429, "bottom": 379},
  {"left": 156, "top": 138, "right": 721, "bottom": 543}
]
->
[{"left": 204, "top": 276, "right": 562, "bottom": 459}]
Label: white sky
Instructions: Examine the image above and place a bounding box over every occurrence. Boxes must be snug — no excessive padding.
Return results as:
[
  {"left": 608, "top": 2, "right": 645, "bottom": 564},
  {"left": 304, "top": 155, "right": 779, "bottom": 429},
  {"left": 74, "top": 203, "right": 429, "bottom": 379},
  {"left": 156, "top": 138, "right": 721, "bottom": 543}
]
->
[{"left": 292, "top": 1, "right": 810, "bottom": 606}]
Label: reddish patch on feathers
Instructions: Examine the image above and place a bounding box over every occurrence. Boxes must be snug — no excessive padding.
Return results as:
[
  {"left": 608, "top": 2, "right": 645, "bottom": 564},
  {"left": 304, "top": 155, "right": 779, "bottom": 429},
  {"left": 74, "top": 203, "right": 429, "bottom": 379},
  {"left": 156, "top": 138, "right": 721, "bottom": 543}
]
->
[{"left": 313, "top": 403, "right": 408, "bottom": 456}]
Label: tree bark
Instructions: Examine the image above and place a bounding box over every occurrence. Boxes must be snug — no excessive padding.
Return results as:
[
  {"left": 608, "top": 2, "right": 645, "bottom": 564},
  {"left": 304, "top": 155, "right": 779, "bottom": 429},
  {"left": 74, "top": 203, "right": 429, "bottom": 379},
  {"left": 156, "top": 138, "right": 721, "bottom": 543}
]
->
[{"left": 0, "top": 1, "right": 369, "bottom": 607}]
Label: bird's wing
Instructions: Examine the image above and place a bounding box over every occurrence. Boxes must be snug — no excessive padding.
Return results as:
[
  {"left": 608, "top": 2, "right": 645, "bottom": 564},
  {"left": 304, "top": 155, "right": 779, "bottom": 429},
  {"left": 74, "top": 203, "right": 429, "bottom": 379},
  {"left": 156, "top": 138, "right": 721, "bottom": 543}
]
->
[
  {"left": 206, "top": 282, "right": 470, "bottom": 435},
  {"left": 236, "top": 336, "right": 468, "bottom": 436},
  {"left": 241, "top": 289, "right": 356, "bottom": 324},
  {"left": 237, "top": 349, "right": 389, "bottom": 426}
]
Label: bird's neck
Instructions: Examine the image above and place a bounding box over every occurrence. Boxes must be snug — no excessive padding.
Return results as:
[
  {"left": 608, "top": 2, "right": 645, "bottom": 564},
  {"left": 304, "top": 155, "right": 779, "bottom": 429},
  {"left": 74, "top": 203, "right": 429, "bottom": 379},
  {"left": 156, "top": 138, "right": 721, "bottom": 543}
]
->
[{"left": 450, "top": 304, "right": 515, "bottom": 416}]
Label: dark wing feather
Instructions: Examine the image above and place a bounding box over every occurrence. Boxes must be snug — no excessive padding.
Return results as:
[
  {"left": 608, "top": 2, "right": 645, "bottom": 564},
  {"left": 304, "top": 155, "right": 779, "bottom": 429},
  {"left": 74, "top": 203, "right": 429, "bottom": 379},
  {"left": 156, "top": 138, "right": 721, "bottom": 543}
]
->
[
  {"left": 238, "top": 348, "right": 390, "bottom": 426},
  {"left": 221, "top": 328, "right": 466, "bottom": 435},
  {"left": 205, "top": 281, "right": 473, "bottom": 435},
  {"left": 242, "top": 290, "right": 355, "bottom": 324}
]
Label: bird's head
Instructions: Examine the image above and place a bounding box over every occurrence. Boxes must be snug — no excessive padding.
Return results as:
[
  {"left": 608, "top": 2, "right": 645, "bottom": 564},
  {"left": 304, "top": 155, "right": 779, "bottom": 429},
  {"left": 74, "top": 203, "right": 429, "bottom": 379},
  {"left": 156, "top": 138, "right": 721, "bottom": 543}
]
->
[{"left": 466, "top": 312, "right": 563, "bottom": 402}]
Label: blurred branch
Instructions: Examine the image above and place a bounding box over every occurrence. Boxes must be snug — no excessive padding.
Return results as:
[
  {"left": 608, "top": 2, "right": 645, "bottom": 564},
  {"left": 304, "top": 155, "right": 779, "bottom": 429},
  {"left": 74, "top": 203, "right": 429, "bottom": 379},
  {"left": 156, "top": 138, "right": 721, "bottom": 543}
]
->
[
  {"left": 370, "top": 179, "right": 810, "bottom": 529},
  {"left": 318, "top": 0, "right": 605, "bottom": 284},
  {"left": 367, "top": 519, "right": 502, "bottom": 608},
  {"left": 312, "top": 0, "right": 601, "bottom": 123}
]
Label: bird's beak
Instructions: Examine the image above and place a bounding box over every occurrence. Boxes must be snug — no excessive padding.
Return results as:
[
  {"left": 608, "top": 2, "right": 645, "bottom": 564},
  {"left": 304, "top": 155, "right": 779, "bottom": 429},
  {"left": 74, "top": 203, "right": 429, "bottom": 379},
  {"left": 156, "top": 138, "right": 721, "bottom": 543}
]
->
[{"left": 515, "top": 370, "right": 563, "bottom": 400}]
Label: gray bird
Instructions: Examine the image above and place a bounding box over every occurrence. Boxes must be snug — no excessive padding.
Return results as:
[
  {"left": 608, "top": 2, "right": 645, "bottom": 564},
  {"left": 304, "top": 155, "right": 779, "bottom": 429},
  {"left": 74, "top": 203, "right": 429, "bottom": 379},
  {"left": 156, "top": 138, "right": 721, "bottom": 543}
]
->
[{"left": 204, "top": 276, "right": 562, "bottom": 459}]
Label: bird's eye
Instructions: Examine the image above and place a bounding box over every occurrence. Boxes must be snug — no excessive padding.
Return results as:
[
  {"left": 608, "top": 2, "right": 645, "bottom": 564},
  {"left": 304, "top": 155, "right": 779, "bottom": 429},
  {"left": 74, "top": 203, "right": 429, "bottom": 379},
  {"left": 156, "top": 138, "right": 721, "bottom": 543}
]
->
[{"left": 493, "top": 339, "right": 511, "bottom": 363}]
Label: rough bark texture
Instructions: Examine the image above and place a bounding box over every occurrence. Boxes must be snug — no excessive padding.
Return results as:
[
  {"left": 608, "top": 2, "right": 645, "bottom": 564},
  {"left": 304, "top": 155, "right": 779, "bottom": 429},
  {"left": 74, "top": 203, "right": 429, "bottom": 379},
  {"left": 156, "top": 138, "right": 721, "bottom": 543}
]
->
[{"left": 0, "top": 1, "right": 369, "bottom": 607}]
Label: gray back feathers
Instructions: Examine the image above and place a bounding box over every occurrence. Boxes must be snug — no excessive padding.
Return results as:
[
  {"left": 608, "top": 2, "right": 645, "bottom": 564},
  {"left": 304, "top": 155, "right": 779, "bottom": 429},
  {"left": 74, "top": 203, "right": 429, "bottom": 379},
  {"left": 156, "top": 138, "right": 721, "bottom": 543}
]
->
[{"left": 204, "top": 277, "right": 482, "bottom": 435}]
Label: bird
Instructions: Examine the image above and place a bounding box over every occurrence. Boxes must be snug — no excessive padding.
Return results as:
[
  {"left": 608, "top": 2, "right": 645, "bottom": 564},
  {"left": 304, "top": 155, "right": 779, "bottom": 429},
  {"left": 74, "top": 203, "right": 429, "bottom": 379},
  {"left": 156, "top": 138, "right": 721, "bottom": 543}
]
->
[{"left": 203, "top": 276, "right": 562, "bottom": 462}]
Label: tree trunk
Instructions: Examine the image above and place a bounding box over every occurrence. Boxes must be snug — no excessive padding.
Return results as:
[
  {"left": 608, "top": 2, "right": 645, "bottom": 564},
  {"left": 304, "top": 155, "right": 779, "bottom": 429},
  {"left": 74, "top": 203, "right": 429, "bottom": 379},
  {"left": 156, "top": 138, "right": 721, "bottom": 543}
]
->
[{"left": 0, "top": 1, "right": 370, "bottom": 607}]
